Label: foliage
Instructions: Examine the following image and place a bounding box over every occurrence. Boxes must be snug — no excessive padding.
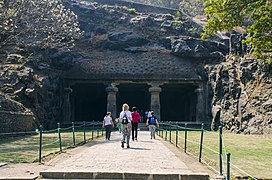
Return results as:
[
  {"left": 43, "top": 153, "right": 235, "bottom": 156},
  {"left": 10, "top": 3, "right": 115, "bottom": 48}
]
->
[
  {"left": 202, "top": 0, "right": 272, "bottom": 61},
  {"left": 0, "top": 0, "right": 82, "bottom": 54},
  {"left": 179, "top": 0, "right": 205, "bottom": 17}
]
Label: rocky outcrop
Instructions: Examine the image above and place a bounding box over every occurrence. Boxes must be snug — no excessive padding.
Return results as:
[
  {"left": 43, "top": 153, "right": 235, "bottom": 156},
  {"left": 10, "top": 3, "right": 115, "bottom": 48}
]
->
[
  {"left": 0, "top": 53, "right": 63, "bottom": 130},
  {"left": 207, "top": 56, "right": 272, "bottom": 135},
  {"left": 65, "top": 0, "right": 222, "bottom": 58},
  {"left": 170, "top": 36, "right": 228, "bottom": 59},
  {"left": 0, "top": 90, "right": 35, "bottom": 132},
  {"left": 98, "top": 31, "right": 149, "bottom": 50}
]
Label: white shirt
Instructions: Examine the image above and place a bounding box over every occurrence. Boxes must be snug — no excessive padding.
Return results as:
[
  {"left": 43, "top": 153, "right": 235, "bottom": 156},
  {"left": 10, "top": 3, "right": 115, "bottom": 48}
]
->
[
  {"left": 104, "top": 115, "right": 112, "bottom": 126},
  {"left": 119, "top": 110, "right": 132, "bottom": 123}
]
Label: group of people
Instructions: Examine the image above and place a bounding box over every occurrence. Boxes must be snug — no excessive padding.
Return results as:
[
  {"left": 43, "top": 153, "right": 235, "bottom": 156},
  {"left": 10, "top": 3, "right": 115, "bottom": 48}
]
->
[{"left": 102, "top": 103, "right": 159, "bottom": 148}]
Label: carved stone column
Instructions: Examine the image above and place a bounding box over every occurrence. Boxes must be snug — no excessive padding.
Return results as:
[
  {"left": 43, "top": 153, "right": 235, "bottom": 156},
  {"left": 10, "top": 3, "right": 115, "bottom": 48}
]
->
[
  {"left": 195, "top": 87, "right": 205, "bottom": 123},
  {"left": 63, "top": 87, "right": 73, "bottom": 123},
  {"left": 106, "top": 85, "right": 118, "bottom": 119},
  {"left": 149, "top": 86, "right": 162, "bottom": 121}
]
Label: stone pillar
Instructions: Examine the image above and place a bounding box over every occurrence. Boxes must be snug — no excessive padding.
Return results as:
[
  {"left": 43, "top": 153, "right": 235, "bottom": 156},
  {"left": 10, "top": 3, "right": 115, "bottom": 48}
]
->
[
  {"left": 195, "top": 87, "right": 205, "bottom": 123},
  {"left": 149, "top": 86, "right": 162, "bottom": 121},
  {"left": 63, "top": 87, "right": 73, "bottom": 123},
  {"left": 106, "top": 86, "right": 118, "bottom": 119}
]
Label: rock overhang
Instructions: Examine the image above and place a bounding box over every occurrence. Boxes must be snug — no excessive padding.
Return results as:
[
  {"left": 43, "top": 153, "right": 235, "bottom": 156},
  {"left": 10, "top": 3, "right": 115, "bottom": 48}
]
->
[{"left": 64, "top": 50, "right": 203, "bottom": 81}]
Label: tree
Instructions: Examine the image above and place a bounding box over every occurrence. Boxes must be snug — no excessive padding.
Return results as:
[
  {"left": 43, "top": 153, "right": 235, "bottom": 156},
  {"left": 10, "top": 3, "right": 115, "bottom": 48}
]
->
[
  {"left": 202, "top": 0, "right": 272, "bottom": 61},
  {"left": 0, "top": 0, "right": 82, "bottom": 57}
]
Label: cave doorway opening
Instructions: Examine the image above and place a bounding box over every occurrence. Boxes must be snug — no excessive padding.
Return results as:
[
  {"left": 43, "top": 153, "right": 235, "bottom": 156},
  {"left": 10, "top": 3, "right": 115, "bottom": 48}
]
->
[
  {"left": 116, "top": 84, "right": 150, "bottom": 120},
  {"left": 161, "top": 84, "right": 197, "bottom": 122},
  {"left": 71, "top": 84, "right": 107, "bottom": 122}
]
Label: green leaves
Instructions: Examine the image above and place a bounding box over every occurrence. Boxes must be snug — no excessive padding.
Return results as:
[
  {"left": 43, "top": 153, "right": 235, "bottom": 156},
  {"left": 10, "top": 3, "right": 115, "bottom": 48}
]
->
[{"left": 203, "top": 0, "right": 272, "bottom": 62}]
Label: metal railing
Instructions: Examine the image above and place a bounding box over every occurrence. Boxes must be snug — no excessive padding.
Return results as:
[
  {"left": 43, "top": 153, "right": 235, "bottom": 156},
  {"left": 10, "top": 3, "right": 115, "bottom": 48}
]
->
[
  {"left": 0, "top": 121, "right": 104, "bottom": 163},
  {"left": 156, "top": 122, "right": 257, "bottom": 180}
]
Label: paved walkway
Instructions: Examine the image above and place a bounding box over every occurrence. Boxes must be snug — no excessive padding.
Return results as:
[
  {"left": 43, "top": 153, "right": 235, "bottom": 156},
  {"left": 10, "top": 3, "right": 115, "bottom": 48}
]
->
[{"left": 40, "top": 131, "right": 212, "bottom": 179}]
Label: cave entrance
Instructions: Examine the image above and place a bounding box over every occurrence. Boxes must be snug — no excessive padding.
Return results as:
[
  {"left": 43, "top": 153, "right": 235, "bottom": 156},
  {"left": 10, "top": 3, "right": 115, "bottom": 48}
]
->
[
  {"left": 68, "top": 83, "right": 200, "bottom": 123},
  {"left": 71, "top": 84, "right": 107, "bottom": 122},
  {"left": 116, "top": 84, "right": 150, "bottom": 119},
  {"left": 161, "top": 84, "right": 197, "bottom": 122}
]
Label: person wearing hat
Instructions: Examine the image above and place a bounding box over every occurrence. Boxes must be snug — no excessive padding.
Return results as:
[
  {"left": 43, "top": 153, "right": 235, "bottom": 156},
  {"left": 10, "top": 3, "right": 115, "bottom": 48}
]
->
[
  {"left": 131, "top": 107, "right": 141, "bottom": 141},
  {"left": 146, "top": 111, "right": 159, "bottom": 139}
]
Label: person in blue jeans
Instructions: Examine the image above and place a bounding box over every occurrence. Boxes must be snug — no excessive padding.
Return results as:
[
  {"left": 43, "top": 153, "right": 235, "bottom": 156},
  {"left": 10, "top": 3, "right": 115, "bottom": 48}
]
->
[
  {"left": 102, "top": 112, "right": 114, "bottom": 140},
  {"left": 146, "top": 111, "right": 159, "bottom": 139}
]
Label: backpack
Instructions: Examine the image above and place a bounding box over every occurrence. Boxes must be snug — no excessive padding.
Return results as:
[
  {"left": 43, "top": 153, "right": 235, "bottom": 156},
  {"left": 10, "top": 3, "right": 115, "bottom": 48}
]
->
[
  {"left": 149, "top": 116, "right": 156, "bottom": 125},
  {"left": 122, "top": 112, "right": 129, "bottom": 124}
]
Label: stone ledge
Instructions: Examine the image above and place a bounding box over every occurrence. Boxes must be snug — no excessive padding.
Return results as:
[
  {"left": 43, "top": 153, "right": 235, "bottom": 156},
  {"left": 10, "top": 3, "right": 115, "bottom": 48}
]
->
[
  {"left": 40, "top": 171, "right": 209, "bottom": 179},
  {"left": 0, "top": 177, "right": 37, "bottom": 180}
]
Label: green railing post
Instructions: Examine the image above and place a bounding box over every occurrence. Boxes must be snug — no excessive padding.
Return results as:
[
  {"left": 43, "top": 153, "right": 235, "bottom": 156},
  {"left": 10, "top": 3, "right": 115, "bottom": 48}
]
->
[
  {"left": 199, "top": 123, "right": 204, "bottom": 162},
  {"left": 97, "top": 129, "right": 99, "bottom": 138},
  {"left": 57, "top": 122, "right": 62, "bottom": 152},
  {"left": 83, "top": 121, "right": 86, "bottom": 144},
  {"left": 176, "top": 125, "right": 178, "bottom": 147},
  {"left": 219, "top": 126, "right": 223, "bottom": 176},
  {"left": 165, "top": 127, "right": 167, "bottom": 141},
  {"left": 169, "top": 126, "right": 172, "bottom": 143},
  {"left": 226, "top": 152, "right": 231, "bottom": 180},
  {"left": 39, "top": 125, "right": 42, "bottom": 163},
  {"left": 184, "top": 123, "right": 187, "bottom": 153},
  {"left": 92, "top": 121, "right": 94, "bottom": 140},
  {"left": 72, "top": 122, "right": 75, "bottom": 146},
  {"left": 162, "top": 129, "right": 164, "bottom": 138}
]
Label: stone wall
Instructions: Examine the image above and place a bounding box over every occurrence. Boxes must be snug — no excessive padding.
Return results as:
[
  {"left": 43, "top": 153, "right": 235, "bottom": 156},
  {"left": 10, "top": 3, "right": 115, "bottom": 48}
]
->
[
  {"left": 206, "top": 56, "right": 272, "bottom": 135},
  {"left": 0, "top": 111, "right": 34, "bottom": 133}
]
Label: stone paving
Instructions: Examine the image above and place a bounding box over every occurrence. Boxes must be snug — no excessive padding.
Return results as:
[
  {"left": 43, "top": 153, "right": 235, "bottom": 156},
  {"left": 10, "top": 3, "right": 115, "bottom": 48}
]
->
[{"left": 40, "top": 131, "right": 210, "bottom": 179}]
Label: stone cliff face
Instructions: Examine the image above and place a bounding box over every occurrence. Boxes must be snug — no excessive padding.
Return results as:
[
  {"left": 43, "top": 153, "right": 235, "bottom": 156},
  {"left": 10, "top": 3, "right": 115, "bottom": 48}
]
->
[
  {"left": 0, "top": 55, "right": 64, "bottom": 130},
  {"left": 207, "top": 56, "right": 272, "bottom": 135},
  {"left": 0, "top": 0, "right": 270, "bottom": 134}
]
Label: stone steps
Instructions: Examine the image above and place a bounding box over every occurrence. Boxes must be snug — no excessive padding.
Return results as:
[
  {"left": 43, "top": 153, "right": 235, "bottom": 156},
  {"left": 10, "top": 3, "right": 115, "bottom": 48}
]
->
[{"left": 40, "top": 171, "right": 209, "bottom": 180}]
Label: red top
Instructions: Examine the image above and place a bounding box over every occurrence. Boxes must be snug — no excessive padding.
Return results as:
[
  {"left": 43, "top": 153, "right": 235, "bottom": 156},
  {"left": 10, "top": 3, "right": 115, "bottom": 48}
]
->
[{"left": 131, "top": 111, "right": 141, "bottom": 123}]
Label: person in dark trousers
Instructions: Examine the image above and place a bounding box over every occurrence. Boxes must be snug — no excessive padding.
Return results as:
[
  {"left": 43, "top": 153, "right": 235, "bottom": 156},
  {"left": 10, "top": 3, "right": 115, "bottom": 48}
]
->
[
  {"left": 131, "top": 107, "right": 141, "bottom": 141},
  {"left": 146, "top": 111, "right": 159, "bottom": 139},
  {"left": 102, "top": 112, "right": 114, "bottom": 140}
]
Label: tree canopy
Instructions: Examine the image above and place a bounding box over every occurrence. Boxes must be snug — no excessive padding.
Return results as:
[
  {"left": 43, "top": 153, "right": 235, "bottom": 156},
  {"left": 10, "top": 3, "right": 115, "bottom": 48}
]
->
[
  {"left": 202, "top": 0, "right": 272, "bottom": 61},
  {"left": 0, "top": 0, "right": 82, "bottom": 57}
]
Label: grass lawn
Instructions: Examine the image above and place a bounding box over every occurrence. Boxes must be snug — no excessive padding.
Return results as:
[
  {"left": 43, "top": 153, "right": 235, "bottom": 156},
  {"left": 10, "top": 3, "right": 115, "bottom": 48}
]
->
[
  {"left": 0, "top": 129, "right": 103, "bottom": 163},
  {"left": 159, "top": 129, "right": 272, "bottom": 179}
]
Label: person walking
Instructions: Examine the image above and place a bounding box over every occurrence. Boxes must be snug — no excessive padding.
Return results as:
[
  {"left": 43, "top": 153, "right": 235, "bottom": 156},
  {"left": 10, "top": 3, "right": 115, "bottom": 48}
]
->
[
  {"left": 131, "top": 107, "right": 141, "bottom": 141},
  {"left": 102, "top": 112, "right": 114, "bottom": 140},
  {"left": 146, "top": 111, "right": 159, "bottom": 139},
  {"left": 119, "top": 103, "right": 132, "bottom": 148}
]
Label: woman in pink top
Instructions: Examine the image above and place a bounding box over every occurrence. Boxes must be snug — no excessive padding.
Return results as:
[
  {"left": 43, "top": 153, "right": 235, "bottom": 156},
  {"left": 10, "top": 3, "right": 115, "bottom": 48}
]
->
[{"left": 131, "top": 107, "right": 141, "bottom": 141}]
